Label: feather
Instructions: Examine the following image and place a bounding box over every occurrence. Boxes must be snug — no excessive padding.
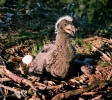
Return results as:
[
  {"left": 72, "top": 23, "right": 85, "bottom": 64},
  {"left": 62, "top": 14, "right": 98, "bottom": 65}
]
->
[
  {"left": 55, "top": 15, "right": 73, "bottom": 33},
  {"left": 22, "top": 15, "right": 75, "bottom": 79}
]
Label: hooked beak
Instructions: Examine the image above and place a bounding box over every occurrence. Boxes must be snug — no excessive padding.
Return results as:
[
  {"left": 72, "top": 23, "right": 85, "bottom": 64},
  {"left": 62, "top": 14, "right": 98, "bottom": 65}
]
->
[{"left": 64, "top": 24, "right": 75, "bottom": 36}]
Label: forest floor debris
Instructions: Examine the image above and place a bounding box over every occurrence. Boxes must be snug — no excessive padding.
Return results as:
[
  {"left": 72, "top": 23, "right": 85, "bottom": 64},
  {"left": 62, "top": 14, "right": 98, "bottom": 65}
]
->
[{"left": 0, "top": 35, "right": 112, "bottom": 100}]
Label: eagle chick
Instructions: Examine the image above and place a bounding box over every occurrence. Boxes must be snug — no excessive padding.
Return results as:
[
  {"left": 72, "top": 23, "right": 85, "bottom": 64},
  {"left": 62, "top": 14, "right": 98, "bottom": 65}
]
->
[{"left": 22, "top": 15, "right": 76, "bottom": 79}]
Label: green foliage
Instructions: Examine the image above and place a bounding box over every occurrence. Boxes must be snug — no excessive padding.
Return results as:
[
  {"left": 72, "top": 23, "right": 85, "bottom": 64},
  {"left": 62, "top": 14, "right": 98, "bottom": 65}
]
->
[
  {"left": 1, "top": 0, "right": 112, "bottom": 39},
  {"left": 4, "top": 31, "right": 36, "bottom": 46},
  {"left": 0, "top": 0, "right": 5, "bottom": 5},
  {"left": 60, "top": 0, "right": 109, "bottom": 22},
  {"left": 95, "top": 29, "right": 112, "bottom": 37},
  {"left": 60, "top": 0, "right": 74, "bottom": 3},
  {"left": 31, "top": 43, "right": 43, "bottom": 56},
  {"left": 19, "top": 31, "right": 36, "bottom": 40},
  {"left": 72, "top": 37, "right": 92, "bottom": 52},
  {"left": 97, "top": 60, "right": 110, "bottom": 67}
]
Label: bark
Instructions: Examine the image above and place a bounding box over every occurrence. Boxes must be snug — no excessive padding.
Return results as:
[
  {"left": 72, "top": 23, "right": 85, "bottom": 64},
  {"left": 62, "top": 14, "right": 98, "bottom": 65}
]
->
[
  {"left": 52, "top": 79, "right": 112, "bottom": 100},
  {"left": 0, "top": 65, "right": 36, "bottom": 90}
]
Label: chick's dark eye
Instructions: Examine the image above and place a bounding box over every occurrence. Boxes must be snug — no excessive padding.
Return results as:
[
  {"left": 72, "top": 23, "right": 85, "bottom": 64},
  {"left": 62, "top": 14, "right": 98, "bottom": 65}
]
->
[{"left": 64, "top": 23, "right": 67, "bottom": 26}]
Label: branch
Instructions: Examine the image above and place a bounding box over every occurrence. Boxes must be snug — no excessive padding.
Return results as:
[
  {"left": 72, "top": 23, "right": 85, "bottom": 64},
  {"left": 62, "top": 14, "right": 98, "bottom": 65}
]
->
[
  {"left": 0, "top": 83, "right": 27, "bottom": 99},
  {"left": 92, "top": 45, "right": 110, "bottom": 62},
  {"left": 52, "top": 79, "right": 112, "bottom": 100},
  {"left": 0, "top": 65, "right": 36, "bottom": 90},
  {"left": 91, "top": 46, "right": 112, "bottom": 80},
  {"left": 82, "top": 90, "right": 112, "bottom": 96},
  {"left": 35, "top": 83, "right": 64, "bottom": 90},
  {"left": 0, "top": 77, "right": 12, "bottom": 82}
]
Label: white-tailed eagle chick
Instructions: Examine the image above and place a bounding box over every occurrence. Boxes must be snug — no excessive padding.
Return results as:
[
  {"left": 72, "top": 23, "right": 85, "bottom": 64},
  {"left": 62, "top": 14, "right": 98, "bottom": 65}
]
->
[{"left": 22, "top": 15, "right": 76, "bottom": 79}]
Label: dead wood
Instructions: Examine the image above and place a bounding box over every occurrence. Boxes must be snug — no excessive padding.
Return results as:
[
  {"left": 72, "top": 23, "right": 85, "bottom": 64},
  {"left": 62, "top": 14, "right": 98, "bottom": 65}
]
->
[
  {"left": 0, "top": 83, "right": 27, "bottom": 99},
  {"left": 82, "top": 90, "right": 112, "bottom": 96},
  {"left": 83, "top": 39, "right": 112, "bottom": 80},
  {"left": 107, "top": 69, "right": 112, "bottom": 80},
  {"left": 35, "top": 83, "right": 64, "bottom": 90},
  {"left": 84, "top": 37, "right": 111, "bottom": 65},
  {"left": 83, "top": 36, "right": 98, "bottom": 42},
  {"left": 84, "top": 36, "right": 111, "bottom": 45},
  {"left": 91, "top": 44, "right": 112, "bottom": 81},
  {"left": 0, "top": 35, "right": 111, "bottom": 99},
  {"left": 111, "top": 54, "right": 112, "bottom": 63},
  {"left": 91, "top": 45, "right": 112, "bottom": 80},
  {"left": 0, "top": 65, "right": 36, "bottom": 90},
  {"left": 52, "top": 79, "right": 112, "bottom": 100},
  {"left": 92, "top": 45, "right": 110, "bottom": 62},
  {"left": 34, "top": 82, "right": 46, "bottom": 87},
  {"left": 101, "top": 38, "right": 112, "bottom": 44},
  {"left": 45, "top": 84, "right": 64, "bottom": 90},
  {"left": 0, "top": 77, "right": 12, "bottom": 82}
]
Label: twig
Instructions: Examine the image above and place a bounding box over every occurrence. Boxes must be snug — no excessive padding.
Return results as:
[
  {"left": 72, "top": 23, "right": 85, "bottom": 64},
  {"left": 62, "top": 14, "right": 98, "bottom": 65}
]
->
[
  {"left": 46, "top": 84, "right": 64, "bottom": 90},
  {"left": 0, "top": 77, "right": 12, "bottom": 82},
  {"left": 90, "top": 45, "right": 112, "bottom": 80},
  {"left": 0, "top": 84, "right": 21, "bottom": 95},
  {"left": 107, "top": 69, "right": 112, "bottom": 80},
  {"left": 83, "top": 36, "right": 98, "bottom": 42},
  {"left": 35, "top": 81, "right": 64, "bottom": 90},
  {"left": 52, "top": 79, "right": 112, "bottom": 100},
  {"left": 0, "top": 83, "right": 27, "bottom": 99},
  {"left": 35, "top": 83, "right": 64, "bottom": 90},
  {"left": 0, "top": 65, "right": 36, "bottom": 90},
  {"left": 82, "top": 90, "right": 112, "bottom": 96},
  {"left": 92, "top": 45, "right": 110, "bottom": 62}
]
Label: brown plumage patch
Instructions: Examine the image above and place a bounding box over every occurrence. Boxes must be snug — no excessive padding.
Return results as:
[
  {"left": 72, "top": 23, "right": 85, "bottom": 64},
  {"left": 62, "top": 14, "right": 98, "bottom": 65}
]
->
[{"left": 29, "top": 15, "right": 76, "bottom": 79}]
